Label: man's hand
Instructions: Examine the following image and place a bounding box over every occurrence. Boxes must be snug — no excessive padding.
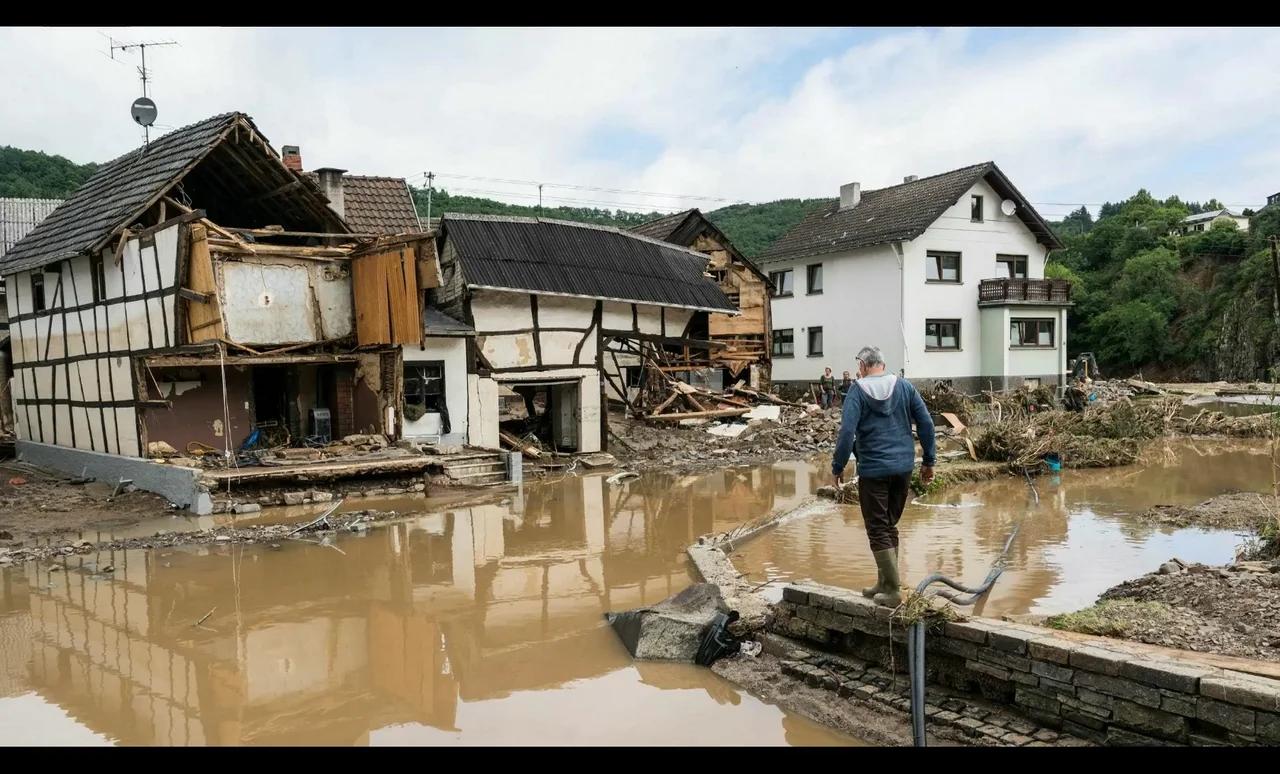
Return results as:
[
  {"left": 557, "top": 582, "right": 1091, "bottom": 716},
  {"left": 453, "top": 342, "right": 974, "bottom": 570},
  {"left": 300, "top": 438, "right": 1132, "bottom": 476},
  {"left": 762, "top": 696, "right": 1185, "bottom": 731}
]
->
[
  {"left": 920, "top": 466, "right": 935, "bottom": 485},
  {"left": 833, "top": 472, "right": 843, "bottom": 487}
]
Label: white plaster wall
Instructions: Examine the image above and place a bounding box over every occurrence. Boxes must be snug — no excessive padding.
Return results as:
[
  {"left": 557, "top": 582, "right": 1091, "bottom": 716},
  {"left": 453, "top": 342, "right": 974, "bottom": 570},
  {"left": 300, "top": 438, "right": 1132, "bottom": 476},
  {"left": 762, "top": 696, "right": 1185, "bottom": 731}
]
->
[
  {"left": 1006, "top": 310, "right": 1063, "bottom": 377},
  {"left": 402, "top": 337, "right": 469, "bottom": 440},
  {"left": 470, "top": 288, "right": 533, "bottom": 330},
  {"left": 480, "top": 332, "right": 538, "bottom": 370},
  {"left": 765, "top": 243, "right": 904, "bottom": 382},
  {"left": 900, "top": 178, "right": 1049, "bottom": 380},
  {"left": 467, "top": 374, "right": 500, "bottom": 449},
  {"left": 536, "top": 294, "right": 594, "bottom": 328},
  {"left": 222, "top": 263, "right": 316, "bottom": 344}
]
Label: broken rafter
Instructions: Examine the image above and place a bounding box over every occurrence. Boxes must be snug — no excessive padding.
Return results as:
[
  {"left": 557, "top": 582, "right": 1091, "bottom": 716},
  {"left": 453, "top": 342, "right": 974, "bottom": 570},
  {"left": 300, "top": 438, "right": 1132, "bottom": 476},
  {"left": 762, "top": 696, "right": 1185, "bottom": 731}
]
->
[
  {"left": 226, "top": 227, "right": 383, "bottom": 240},
  {"left": 645, "top": 408, "right": 749, "bottom": 422}
]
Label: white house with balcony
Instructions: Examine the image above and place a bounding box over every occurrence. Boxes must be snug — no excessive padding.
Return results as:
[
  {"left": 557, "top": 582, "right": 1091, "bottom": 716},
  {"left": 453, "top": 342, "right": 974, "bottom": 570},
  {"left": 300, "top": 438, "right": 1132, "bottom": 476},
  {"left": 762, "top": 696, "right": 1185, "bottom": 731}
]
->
[
  {"left": 757, "top": 162, "right": 1069, "bottom": 393},
  {"left": 1176, "top": 208, "right": 1250, "bottom": 235}
]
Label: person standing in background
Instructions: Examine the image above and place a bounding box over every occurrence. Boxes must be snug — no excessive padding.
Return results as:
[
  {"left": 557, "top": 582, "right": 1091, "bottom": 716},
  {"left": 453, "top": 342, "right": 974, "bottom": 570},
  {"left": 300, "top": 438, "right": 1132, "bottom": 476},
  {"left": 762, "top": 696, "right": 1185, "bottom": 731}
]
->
[{"left": 818, "top": 367, "right": 836, "bottom": 409}]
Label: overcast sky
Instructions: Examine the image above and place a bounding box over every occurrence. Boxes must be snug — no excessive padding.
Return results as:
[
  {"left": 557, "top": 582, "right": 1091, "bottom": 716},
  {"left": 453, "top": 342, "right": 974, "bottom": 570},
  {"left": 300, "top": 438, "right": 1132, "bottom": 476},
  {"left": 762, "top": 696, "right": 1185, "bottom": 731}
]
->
[{"left": 3, "top": 27, "right": 1277, "bottom": 219}]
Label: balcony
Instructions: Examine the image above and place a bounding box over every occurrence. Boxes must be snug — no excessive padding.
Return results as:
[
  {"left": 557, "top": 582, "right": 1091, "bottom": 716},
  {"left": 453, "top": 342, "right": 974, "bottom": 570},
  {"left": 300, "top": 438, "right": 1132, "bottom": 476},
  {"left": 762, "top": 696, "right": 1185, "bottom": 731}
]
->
[{"left": 978, "top": 278, "right": 1072, "bottom": 307}]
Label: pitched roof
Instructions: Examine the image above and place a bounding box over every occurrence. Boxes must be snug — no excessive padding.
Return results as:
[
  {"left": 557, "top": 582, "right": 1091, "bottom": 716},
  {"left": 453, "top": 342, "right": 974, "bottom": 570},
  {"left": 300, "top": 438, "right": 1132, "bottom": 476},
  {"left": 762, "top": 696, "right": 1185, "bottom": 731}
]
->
[
  {"left": 303, "top": 173, "right": 422, "bottom": 235},
  {"left": 2, "top": 112, "right": 347, "bottom": 276},
  {"left": 1183, "top": 208, "right": 1243, "bottom": 223},
  {"left": 423, "top": 306, "right": 474, "bottom": 337},
  {"left": 441, "top": 213, "right": 737, "bottom": 313},
  {"left": 630, "top": 208, "right": 770, "bottom": 286},
  {"left": 758, "top": 162, "right": 1063, "bottom": 263},
  {"left": 0, "top": 198, "right": 63, "bottom": 258}
]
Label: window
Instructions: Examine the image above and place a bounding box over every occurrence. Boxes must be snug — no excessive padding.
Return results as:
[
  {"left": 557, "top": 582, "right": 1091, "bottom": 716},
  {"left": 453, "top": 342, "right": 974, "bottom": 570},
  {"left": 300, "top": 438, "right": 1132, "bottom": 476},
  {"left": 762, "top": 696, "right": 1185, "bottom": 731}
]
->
[
  {"left": 926, "top": 251, "right": 961, "bottom": 283},
  {"left": 769, "top": 269, "right": 794, "bottom": 297},
  {"left": 624, "top": 366, "right": 643, "bottom": 388},
  {"left": 30, "top": 273, "right": 46, "bottom": 312},
  {"left": 1011, "top": 318, "right": 1055, "bottom": 348},
  {"left": 403, "top": 362, "right": 446, "bottom": 421},
  {"left": 772, "top": 328, "right": 794, "bottom": 357},
  {"left": 925, "top": 319, "right": 961, "bottom": 350},
  {"left": 806, "top": 263, "right": 823, "bottom": 295},
  {"left": 808, "top": 326, "right": 824, "bottom": 356},
  {"left": 996, "top": 254, "right": 1028, "bottom": 279},
  {"left": 971, "top": 195, "right": 984, "bottom": 222},
  {"left": 90, "top": 254, "right": 106, "bottom": 303}
]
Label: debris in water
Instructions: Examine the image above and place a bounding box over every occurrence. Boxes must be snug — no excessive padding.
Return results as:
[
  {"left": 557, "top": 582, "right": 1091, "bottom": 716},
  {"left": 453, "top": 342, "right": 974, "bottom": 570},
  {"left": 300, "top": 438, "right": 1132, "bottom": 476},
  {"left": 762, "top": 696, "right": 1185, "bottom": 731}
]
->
[{"left": 606, "top": 471, "right": 640, "bottom": 486}]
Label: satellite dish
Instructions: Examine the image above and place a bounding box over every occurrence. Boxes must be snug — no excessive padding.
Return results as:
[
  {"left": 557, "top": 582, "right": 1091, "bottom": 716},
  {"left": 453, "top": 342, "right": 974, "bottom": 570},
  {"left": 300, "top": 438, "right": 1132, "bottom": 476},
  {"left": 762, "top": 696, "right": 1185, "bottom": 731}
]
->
[
  {"left": 1000, "top": 199, "right": 1017, "bottom": 217},
  {"left": 131, "top": 97, "right": 157, "bottom": 127}
]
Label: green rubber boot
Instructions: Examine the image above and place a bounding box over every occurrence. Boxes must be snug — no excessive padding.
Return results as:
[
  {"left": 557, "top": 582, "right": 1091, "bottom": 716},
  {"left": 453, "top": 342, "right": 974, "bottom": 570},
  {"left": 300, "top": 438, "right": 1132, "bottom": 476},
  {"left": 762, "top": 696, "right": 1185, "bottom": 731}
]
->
[
  {"left": 872, "top": 548, "right": 903, "bottom": 608},
  {"left": 863, "top": 548, "right": 897, "bottom": 600}
]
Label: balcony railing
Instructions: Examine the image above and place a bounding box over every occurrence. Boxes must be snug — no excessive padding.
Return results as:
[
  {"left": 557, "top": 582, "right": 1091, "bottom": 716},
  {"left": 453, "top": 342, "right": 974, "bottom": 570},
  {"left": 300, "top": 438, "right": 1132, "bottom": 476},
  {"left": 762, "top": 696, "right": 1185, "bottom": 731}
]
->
[{"left": 978, "top": 278, "right": 1072, "bottom": 306}]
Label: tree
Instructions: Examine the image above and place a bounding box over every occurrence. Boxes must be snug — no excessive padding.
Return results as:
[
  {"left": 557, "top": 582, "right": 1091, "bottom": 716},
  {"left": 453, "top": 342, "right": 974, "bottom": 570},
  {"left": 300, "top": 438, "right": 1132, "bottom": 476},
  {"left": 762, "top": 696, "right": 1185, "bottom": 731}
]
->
[{"left": 1089, "top": 300, "right": 1169, "bottom": 369}]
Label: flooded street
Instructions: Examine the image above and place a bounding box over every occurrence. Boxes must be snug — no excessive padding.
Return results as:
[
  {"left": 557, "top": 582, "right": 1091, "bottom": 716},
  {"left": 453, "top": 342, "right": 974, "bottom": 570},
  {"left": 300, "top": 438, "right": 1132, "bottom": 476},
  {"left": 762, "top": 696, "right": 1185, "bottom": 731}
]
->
[
  {"left": 733, "top": 438, "right": 1271, "bottom": 617},
  {"left": 0, "top": 437, "right": 1269, "bottom": 746},
  {"left": 0, "top": 473, "right": 858, "bottom": 746}
]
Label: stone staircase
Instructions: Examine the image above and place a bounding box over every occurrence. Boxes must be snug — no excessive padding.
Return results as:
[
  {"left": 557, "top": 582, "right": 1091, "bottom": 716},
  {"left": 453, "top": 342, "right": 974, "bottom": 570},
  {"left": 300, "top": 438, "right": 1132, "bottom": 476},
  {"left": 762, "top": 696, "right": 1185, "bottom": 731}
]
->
[{"left": 440, "top": 451, "right": 509, "bottom": 487}]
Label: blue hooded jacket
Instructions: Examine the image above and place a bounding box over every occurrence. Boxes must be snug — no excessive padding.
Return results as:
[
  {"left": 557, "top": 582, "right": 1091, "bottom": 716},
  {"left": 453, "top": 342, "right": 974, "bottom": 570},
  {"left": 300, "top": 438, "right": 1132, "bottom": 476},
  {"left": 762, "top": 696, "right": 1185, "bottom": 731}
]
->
[{"left": 831, "top": 376, "right": 937, "bottom": 479}]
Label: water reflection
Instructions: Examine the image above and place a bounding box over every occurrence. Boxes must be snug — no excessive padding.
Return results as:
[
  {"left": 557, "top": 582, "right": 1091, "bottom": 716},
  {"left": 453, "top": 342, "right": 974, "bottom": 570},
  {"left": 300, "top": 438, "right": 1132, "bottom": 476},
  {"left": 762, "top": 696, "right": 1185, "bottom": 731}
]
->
[
  {"left": 732, "top": 438, "right": 1265, "bottom": 618},
  {"left": 0, "top": 471, "right": 853, "bottom": 747}
]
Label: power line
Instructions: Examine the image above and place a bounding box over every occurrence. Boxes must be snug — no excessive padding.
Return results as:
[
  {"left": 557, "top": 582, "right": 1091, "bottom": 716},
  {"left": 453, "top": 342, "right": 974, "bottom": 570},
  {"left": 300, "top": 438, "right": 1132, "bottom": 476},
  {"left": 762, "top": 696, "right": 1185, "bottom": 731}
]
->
[{"left": 422, "top": 171, "right": 745, "bottom": 205}]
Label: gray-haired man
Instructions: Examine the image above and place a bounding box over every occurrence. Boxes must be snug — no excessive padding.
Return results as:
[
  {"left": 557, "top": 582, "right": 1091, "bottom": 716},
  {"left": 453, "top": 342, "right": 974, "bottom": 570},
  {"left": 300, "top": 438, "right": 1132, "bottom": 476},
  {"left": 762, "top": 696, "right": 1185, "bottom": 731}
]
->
[{"left": 831, "top": 346, "right": 936, "bottom": 607}]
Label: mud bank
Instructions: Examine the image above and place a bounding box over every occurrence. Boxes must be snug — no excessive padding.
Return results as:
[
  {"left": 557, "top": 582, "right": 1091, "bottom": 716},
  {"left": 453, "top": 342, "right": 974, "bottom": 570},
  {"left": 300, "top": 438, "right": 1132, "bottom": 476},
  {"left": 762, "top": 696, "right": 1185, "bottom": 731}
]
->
[
  {"left": 610, "top": 410, "right": 842, "bottom": 474},
  {"left": 1134, "top": 492, "right": 1277, "bottom": 532},
  {"left": 0, "top": 462, "right": 176, "bottom": 546}
]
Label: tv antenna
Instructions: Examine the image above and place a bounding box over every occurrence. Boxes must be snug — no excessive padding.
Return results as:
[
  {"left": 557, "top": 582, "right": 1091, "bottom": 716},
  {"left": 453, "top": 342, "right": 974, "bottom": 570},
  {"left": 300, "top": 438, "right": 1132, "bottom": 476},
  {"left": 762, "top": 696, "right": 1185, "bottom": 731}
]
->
[{"left": 108, "top": 37, "right": 178, "bottom": 144}]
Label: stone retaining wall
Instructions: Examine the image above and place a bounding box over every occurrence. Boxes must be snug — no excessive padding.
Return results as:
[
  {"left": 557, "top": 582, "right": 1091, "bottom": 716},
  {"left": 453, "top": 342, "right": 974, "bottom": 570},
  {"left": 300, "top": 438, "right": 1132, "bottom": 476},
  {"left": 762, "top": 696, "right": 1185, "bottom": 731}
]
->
[{"left": 775, "top": 582, "right": 1280, "bottom": 747}]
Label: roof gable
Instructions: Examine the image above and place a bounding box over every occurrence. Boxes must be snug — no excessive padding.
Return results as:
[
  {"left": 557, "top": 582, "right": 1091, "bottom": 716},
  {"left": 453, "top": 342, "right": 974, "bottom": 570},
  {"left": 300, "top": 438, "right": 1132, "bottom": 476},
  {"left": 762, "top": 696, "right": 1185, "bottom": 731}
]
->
[
  {"left": 758, "top": 162, "right": 1063, "bottom": 263},
  {"left": 630, "top": 208, "right": 769, "bottom": 285},
  {"left": 2, "top": 112, "right": 347, "bottom": 276}
]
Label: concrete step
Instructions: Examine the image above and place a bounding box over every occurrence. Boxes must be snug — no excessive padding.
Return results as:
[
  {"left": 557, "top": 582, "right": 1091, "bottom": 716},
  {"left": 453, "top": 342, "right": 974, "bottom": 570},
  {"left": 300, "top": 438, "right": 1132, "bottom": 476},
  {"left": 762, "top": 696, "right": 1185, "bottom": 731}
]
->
[
  {"left": 450, "top": 471, "right": 509, "bottom": 486},
  {"left": 443, "top": 461, "right": 507, "bottom": 475}
]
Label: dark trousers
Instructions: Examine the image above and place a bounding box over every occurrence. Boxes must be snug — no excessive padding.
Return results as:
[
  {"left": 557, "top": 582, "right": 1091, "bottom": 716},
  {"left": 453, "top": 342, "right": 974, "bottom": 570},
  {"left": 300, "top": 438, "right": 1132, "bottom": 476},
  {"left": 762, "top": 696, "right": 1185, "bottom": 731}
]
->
[{"left": 858, "top": 473, "right": 911, "bottom": 552}]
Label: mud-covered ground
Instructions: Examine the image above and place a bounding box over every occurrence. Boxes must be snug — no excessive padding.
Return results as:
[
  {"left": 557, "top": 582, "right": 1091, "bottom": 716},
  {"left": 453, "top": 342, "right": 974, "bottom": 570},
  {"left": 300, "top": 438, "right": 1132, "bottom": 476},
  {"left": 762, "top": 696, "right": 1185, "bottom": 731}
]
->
[
  {"left": 0, "top": 462, "right": 176, "bottom": 546},
  {"left": 1134, "top": 491, "right": 1278, "bottom": 532}
]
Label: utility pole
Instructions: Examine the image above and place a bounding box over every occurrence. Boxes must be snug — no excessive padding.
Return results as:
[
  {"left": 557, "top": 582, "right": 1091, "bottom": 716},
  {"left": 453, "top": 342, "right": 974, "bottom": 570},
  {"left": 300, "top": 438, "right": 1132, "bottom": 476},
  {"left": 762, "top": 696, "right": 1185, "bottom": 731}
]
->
[
  {"left": 425, "top": 171, "right": 435, "bottom": 224},
  {"left": 538, "top": 183, "right": 544, "bottom": 215},
  {"left": 1271, "top": 235, "right": 1280, "bottom": 331},
  {"left": 109, "top": 37, "right": 177, "bottom": 145}
]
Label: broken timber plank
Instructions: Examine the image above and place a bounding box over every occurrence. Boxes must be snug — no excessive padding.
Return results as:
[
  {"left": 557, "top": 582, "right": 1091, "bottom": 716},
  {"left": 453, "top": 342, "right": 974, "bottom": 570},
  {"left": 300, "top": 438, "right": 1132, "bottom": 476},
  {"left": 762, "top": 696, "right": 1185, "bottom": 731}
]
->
[
  {"left": 645, "top": 408, "right": 750, "bottom": 422},
  {"left": 499, "top": 430, "right": 543, "bottom": 459}
]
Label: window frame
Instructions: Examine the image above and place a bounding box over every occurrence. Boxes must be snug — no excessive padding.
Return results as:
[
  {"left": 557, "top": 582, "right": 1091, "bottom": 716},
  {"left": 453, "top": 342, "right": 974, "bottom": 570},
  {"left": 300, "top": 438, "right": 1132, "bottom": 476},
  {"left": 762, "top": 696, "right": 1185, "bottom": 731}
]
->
[
  {"left": 30, "top": 272, "right": 46, "bottom": 312},
  {"left": 1010, "top": 318, "right": 1056, "bottom": 349},
  {"left": 806, "top": 263, "right": 823, "bottom": 295},
  {"left": 769, "top": 269, "right": 794, "bottom": 298},
  {"left": 925, "top": 318, "right": 961, "bottom": 351},
  {"left": 996, "top": 254, "right": 1029, "bottom": 279},
  {"left": 807, "top": 326, "right": 824, "bottom": 357},
  {"left": 90, "top": 254, "right": 106, "bottom": 303},
  {"left": 971, "top": 194, "right": 984, "bottom": 223},
  {"left": 772, "top": 328, "right": 795, "bottom": 358},
  {"left": 925, "top": 251, "right": 962, "bottom": 284}
]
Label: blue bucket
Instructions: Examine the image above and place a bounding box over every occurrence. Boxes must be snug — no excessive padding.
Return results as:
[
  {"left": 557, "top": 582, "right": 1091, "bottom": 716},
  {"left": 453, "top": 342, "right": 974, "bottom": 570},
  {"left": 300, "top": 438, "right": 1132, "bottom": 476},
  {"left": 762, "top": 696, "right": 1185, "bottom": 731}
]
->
[{"left": 1044, "top": 453, "right": 1063, "bottom": 472}]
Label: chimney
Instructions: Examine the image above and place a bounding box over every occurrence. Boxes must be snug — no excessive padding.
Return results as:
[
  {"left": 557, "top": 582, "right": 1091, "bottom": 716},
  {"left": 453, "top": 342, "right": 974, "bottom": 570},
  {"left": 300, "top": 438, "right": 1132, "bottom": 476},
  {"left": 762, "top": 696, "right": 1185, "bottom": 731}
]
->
[
  {"left": 904, "top": 175, "right": 918, "bottom": 183},
  {"left": 839, "top": 182, "right": 862, "bottom": 209},
  {"left": 314, "top": 167, "right": 347, "bottom": 219},
  {"left": 282, "top": 145, "right": 303, "bottom": 173}
]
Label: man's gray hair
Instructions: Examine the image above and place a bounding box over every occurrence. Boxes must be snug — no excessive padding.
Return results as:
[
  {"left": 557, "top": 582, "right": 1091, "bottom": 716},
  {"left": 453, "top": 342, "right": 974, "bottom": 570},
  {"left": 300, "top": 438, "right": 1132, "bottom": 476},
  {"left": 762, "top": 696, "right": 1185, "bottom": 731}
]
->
[{"left": 856, "top": 346, "right": 884, "bottom": 366}]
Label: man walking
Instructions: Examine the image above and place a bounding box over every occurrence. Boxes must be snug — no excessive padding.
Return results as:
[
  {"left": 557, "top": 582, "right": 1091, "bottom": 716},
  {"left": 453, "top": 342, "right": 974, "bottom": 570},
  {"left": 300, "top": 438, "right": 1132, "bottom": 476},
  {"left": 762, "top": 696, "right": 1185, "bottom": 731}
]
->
[{"left": 832, "top": 346, "right": 936, "bottom": 607}]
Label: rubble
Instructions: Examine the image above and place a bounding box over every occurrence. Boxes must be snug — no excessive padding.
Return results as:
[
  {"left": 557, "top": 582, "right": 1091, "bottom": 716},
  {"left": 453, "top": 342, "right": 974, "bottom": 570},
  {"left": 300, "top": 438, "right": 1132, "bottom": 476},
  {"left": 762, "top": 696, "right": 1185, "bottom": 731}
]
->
[{"left": 605, "top": 583, "right": 735, "bottom": 662}]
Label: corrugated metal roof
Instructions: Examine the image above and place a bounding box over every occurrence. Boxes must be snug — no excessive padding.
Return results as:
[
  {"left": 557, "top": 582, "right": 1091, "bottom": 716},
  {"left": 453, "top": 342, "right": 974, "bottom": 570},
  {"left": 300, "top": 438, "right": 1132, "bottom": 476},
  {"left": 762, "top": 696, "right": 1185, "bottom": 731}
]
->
[
  {"left": 629, "top": 210, "right": 691, "bottom": 241},
  {"left": 0, "top": 197, "right": 62, "bottom": 257},
  {"left": 1, "top": 113, "right": 240, "bottom": 275},
  {"left": 442, "top": 213, "right": 736, "bottom": 313},
  {"left": 758, "top": 162, "right": 1062, "bottom": 263},
  {"left": 629, "top": 207, "right": 770, "bottom": 285}
]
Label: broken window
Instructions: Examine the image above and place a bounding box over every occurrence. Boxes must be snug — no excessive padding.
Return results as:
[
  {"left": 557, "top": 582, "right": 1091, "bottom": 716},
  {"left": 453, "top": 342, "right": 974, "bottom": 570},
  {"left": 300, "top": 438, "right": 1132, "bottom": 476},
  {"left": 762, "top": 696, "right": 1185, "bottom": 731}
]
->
[
  {"left": 808, "top": 326, "right": 823, "bottom": 356},
  {"left": 925, "top": 319, "right": 961, "bottom": 350},
  {"left": 404, "top": 361, "right": 445, "bottom": 422},
  {"left": 926, "top": 252, "right": 961, "bottom": 283},
  {"left": 772, "top": 328, "right": 794, "bottom": 357},
  {"left": 996, "top": 254, "right": 1028, "bottom": 279},
  {"left": 806, "top": 263, "right": 823, "bottom": 295},
  {"left": 30, "top": 272, "right": 46, "bottom": 312},
  {"left": 1011, "top": 318, "right": 1054, "bottom": 348},
  {"left": 625, "top": 365, "right": 643, "bottom": 388},
  {"left": 971, "top": 195, "right": 984, "bottom": 222},
  {"left": 769, "top": 269, "right": 794, "bottom": 297}
]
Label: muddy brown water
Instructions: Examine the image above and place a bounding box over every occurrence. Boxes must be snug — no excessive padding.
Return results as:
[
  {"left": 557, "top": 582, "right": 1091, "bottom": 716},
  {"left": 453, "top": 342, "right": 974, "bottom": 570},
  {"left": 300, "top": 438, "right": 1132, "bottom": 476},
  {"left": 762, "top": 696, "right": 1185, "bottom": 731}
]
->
[
  {"left": 0, "top": 475, "right": 860, "bottom": 746},
  {"left": 733, "top": 438, "right": 1268, "bottom": 617},
  {"left": 0, "top": 437, "right": 1265, "bottom": 746}
]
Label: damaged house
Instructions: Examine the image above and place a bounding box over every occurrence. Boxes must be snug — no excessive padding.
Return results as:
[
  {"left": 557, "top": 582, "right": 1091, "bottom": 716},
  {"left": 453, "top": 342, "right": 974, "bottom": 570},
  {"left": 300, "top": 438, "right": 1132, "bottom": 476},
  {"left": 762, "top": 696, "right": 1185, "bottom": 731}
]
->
[
  {"left": 630, "top": 208, "right": 773, "bottom": 391},
  {"left": 433, "top": 214, "right": 738, "bottom": 455},
  {"left": 0, "top": 112, "right": 441, "bottom": 509}
]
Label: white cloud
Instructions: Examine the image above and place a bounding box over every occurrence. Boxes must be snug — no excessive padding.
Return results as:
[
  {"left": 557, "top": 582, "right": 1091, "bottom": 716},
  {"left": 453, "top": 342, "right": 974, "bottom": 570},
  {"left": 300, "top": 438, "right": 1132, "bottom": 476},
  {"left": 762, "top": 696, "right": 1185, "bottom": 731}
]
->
[{"left": 1, "top": 27, "right": 1277, "bottom": 213}]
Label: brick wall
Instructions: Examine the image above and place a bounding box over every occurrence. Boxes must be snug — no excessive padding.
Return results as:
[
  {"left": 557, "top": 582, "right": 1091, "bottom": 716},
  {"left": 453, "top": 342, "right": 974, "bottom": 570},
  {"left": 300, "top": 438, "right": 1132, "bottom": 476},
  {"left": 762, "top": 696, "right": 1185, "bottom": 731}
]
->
[{"left": 775, "top": 582, "right": 1280, "bottom": 747}]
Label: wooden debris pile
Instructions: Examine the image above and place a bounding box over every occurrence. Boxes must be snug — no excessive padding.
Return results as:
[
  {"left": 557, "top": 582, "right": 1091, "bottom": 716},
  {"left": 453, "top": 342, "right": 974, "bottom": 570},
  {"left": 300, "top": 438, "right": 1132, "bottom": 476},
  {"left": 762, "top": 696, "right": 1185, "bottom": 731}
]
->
[{"left": 641, "top": 379, "right": 807, "bottom": 423}]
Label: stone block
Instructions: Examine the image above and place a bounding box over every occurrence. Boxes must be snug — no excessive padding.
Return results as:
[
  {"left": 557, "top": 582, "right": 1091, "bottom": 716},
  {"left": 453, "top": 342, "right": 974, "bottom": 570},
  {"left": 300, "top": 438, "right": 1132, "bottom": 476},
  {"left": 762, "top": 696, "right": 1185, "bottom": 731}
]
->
[
  {"left": 1074, "top": 671, "right": 1160, "bottom": 708},
  {"left": 1159, "top": 689, "right": 1197, "bottom": 718},
  {"left": 1028, "top": 637, "right": 1073, "bottom": 665},
  {"left": 1197, "top": 698, "right": 1255, "bottom": 736},
  {"left": 1118, "top": 658, "right": 1215, "bottom": 694},
  {"left": 1112, "top": 699, "right": 1187, "bottom": 741},
  {"left": 1003, "top": 732, "right": 1034, "bottom": 746},
  {"left": 967, "top": 659, "right": 1011, "bottom": 682},
  {"left": 1015, "top": 686, "right": 1062, "bottom": 716},
  {"left": 1010, "top": 671, "right": 1038, "bottom": 687},
  {"left": 1069, "top": 646, "right": 1129, "bottom": 676},
  {"left": 1257, "top": 711, "right": 1280, "bottom": 743},
  {"left": 782, "top": 587, "right": 809, "bottom": 605},
  {"left": 933, "top": 637, "right": 979, "bottom": 660},
  {"left": 1106, "top": 727, "right": 1178, "bottom": 747},
  {"left": 944, "top": 619, "right": 1000, "bottom": 644},
  {"left": 1031, "top": 660, "right": 1074, "bottom": 684},
  {"left": 1062, "top": 719, "right": 1107, "bottom": 744},
  {"left": 978, "top": 649, "right": 1032, "bottom": 672},
  {"left": 282, "top": 491, "right": 308, "bottom": 506},
  {"left": 1199, "top": 673, "right": 1280, "bottom": 713},
  {"left": 934, "top": 710, "right": 960, "bottom": 724},
  {"left": 955, "top": 717, "right": 984, "bottom": 736},
  {"left": 832, "top": 595, "right": 875, "bottom": 618},
  {"left": 989, "top": 629, "right": 1031, "bottom": 655},
  {"left": 811, "top": 608, "right": 856, "bottom": 634}
]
